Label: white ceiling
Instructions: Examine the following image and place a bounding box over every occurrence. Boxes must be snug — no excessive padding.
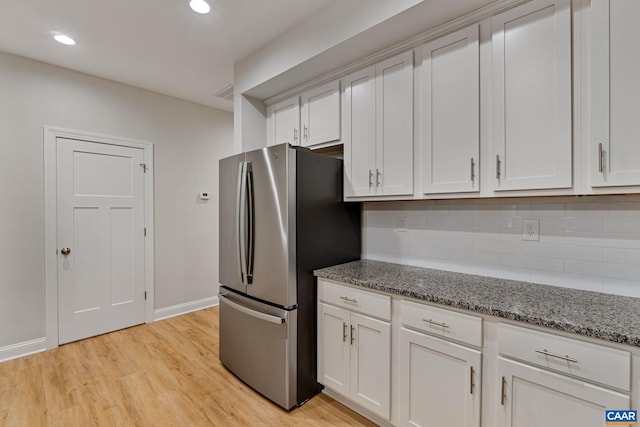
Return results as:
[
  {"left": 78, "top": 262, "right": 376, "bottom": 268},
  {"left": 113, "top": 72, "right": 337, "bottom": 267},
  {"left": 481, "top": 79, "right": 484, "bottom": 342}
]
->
[{"left": 0, "top": 0, "right": 333, "bottom": 112}]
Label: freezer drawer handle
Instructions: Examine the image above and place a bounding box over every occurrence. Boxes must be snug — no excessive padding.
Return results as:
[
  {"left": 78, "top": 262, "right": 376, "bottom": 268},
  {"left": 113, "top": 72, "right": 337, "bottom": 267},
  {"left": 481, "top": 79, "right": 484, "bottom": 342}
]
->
[{"left": 220, "top": 294, "right": 285, "bottom": 325}]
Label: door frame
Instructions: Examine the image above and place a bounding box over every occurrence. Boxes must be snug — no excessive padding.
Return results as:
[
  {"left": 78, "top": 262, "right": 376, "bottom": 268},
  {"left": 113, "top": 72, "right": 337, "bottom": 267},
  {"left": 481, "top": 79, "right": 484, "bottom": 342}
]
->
[{"left": 44, "top": 126, "right": 155, "bottom": 349}]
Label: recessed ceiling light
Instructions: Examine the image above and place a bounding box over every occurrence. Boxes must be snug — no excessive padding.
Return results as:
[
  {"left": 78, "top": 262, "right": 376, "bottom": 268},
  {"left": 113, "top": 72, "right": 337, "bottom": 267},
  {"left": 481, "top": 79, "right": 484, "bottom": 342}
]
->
[
  {"left": 189, "top": 0, "right": 211, "bottom": 14},
  {"left": 53, "top": 34, "right": 76, "bottom": 46}
]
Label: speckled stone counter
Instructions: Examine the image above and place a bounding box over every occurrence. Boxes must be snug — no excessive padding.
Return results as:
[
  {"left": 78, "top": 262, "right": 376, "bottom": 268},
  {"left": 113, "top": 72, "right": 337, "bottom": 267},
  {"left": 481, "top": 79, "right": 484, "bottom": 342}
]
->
[{"left": 315, "top": 259, "right": 640, "bottom": 348}]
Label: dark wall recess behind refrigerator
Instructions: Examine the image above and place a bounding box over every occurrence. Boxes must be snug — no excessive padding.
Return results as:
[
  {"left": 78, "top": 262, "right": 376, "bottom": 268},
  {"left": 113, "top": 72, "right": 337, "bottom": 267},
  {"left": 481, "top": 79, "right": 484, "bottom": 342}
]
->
[{"left": 294, "top": 148, "right": 361, "bottom": 403}]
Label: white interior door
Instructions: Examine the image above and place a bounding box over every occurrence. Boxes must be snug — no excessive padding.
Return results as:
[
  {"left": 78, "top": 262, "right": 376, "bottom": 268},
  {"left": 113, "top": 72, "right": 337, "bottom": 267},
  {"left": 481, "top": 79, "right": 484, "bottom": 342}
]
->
[{"left": 57, "top": 138, "right": 146, "bottom": 344}]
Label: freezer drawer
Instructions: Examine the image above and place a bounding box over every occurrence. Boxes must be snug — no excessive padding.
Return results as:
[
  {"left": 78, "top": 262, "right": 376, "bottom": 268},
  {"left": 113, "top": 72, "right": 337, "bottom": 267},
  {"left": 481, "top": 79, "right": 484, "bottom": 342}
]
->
[{"left": 219, "top": 290, "right": 297, "bottom": 409}]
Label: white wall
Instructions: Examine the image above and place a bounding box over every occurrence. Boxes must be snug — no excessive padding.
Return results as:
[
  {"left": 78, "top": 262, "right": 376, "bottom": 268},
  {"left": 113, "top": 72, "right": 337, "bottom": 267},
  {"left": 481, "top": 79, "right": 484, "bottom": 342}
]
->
[
  {"left": 0, "top": 52, "right": 234, "bottom": 348},
  {"left": 233, "top": 0, "right": 424, "bottom": 152},
  {"left": 365, "top": 195, "right": 640, "bottom": 297}
]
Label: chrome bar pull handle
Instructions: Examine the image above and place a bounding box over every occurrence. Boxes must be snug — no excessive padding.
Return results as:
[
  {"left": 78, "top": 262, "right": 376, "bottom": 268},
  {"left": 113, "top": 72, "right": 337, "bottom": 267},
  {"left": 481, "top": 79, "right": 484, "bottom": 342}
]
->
[
  {"left": 304, "top": 125, "right": 308, "bottom": 140},
  {"left": 376, "top": 169, "right": 381, "bottom": 187},
  {"left": 350, "top": 325, "right": 355, "bottom": 345},
  {"left": 340, "top": 296, "right": 358, "bottom": 304},
  {"left": 422, "top": 318, "right": 449, "bottom": 329},
  {"left": 496, "top": 155, "right": 501, "bottom": 180},
  {"left": 470, "top": 158, "right": 476, "bottom": 182},
  {"left": 342, "top": 322, "right": 347, "bottom": 342},
  {"left": 535, "top": 349, "right": 578, "bottom": 363},
  {"left": 368, "top": 169, "right": 373, "bottom": 187},
  {"left": 293, "top": 127, "right": 298, "bottom": 143},
  {"left": 598, "top": 143, "right": 604, "bottom": 173},
  {"left": 501, "top": 376, "right": 506, "bottom": 406},
  {"left": 470, "top": 366, "right": 475, "bottom": 394}
]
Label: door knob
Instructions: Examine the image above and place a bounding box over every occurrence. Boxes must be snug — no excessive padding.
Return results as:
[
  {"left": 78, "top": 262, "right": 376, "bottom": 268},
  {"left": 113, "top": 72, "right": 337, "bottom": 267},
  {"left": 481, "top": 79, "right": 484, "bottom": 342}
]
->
[{"left": 60, "top": 248, "right": 71, "bottom": 256}]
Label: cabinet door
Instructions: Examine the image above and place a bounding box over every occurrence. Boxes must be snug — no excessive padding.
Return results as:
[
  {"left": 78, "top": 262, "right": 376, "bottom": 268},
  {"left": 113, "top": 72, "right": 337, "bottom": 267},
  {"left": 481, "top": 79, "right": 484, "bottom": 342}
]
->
[
  {"left": 420, "top": 25, "right": 479, "bottom": 195},
  {"left": 350, "top": 312, "right": 391, "bottom": 419},
  {"left": 342, "top": 66, "right": 377, "bottom": 198},
  {"left": 267, "top": 96, "right": 300, "bottom": 146},
  {"left": 318, "top": 303, "right": 351, "bottom": 397},
  {"left": 398, "top": 328, "right": 481, "bottom": 427},
  {"left": 497, "top": 357, "right": 630, "bottom": 427},
  {"left": 301, "top": 80, "right": 341, "bottom": 147},
  {"left": 376, "top": 50, "right": 414, "bottom": 196},
  {"left": 591, "top": 0, "right": 640, "bottom": 187},
  {"left": 491, "top": 0, "right": 572, "bottom": 191}
]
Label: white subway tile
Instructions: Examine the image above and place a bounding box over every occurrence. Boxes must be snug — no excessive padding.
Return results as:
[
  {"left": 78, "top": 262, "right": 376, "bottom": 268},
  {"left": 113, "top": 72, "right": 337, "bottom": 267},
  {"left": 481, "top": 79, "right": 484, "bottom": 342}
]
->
[
  {"left": 427, "top": 215, "right": 452, "bottom": 229},
  {"left": 539, "top": 217, "right": 567, "bottom": 232},
  {"left": 407, "top": 214, "right": 428, "bottom": 229},
  {"left": 472, "top": 251, "right": 502, "bottom": 265},
  {"left": 565, "top": 231, "right": 640, "bottom": 249},
  {"left": 501, "top": 203, "right": 530, "bottom": 217},
  {"left": 562, "top": 245, "right": 604, "bottom": 262},
  {"left": 604, "top": 248, "right": 640, "bottom": 265},
  {"left": 528, "top": 242, "right": 567, "bottom": 259},
  {"left": 475, "top": 239, "right": 530, "bottom": 255},
  {"left": 528, "top": 203, "right": 565, "bottom": 217},
  {"left": 501, "top": 254, "right": 565, "bottom": 272},
  {"left": 565, "top": 260, "right": 640, "bottom": 281},
  {"left": 606, "top": 203, "right": 640, "bottom": 218},
  {"left": 604, "top": 217, "right": 640, "bottom": 233},
  {"left": 565, "top": 216, "right": 605, "bottom": 232}
]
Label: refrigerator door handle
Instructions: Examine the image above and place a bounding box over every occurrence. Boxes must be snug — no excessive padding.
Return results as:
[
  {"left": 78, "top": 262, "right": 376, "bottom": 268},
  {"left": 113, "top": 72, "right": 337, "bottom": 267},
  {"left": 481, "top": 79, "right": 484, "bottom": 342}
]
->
[
  {"left": 246, "top": 162, "right": 255, "bottom": 284},
  {"left": 236, "top": 161, "right": 248, "bottom": 284},
  {"left": 220, "top": 293, "right": 285, "bottom": 325}
]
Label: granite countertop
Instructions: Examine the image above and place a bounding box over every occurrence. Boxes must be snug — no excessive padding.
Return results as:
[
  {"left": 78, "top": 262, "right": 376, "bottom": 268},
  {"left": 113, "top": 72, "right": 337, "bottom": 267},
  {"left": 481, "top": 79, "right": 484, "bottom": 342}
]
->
[{"left": 314, "top": 259, "right": 640, "bottom": 348}]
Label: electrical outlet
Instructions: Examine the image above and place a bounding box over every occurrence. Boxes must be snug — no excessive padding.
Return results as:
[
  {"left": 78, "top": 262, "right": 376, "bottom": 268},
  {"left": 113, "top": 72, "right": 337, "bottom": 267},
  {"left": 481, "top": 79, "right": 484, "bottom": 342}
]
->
[
  {"left": 398, "top": 216, "right": 407, "bottom": 232},
  {"left": 522, "top": 218, "right": 540, "bottom": 241}
]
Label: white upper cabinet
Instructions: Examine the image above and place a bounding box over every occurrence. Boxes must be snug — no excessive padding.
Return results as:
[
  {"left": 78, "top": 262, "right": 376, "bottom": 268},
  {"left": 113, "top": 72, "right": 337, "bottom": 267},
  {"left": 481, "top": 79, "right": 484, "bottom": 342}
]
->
[
  {"left": 343, "top": 66, "right": 377, "bottom": 197},
  {"left": 491, "top": 0, "right": 572, "bottom": 191},
  {"left": 419, "top": 24, "right": 480, "bottom": 195},
  {"left": 343, "top": 51, "right": 414, "bottom": 199},
  {"left": 376, "top": 51, "right": 414, "bottom": 197},
  {"left": 267, "top": 96, "right": 300, "bottom": 146},
  {"left": 301, "top": 80, "right": 341, "bottom": 147},
  {"left": 590, "top": 0, "right": 640, "bottom": 188}
]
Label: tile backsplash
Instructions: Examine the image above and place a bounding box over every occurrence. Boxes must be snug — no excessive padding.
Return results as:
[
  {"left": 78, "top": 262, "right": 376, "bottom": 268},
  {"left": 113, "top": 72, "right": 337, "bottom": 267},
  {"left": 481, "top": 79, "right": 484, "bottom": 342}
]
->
[{"left": 364, "top": 195, "right": 640, "bottom": 297}]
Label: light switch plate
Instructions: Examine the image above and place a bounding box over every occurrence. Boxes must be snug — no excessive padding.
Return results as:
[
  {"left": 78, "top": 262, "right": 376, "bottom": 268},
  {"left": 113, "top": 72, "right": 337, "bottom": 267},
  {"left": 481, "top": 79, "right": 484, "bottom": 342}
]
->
[{"left": 522, "top": 218, "right": 540, "bottom": 241}]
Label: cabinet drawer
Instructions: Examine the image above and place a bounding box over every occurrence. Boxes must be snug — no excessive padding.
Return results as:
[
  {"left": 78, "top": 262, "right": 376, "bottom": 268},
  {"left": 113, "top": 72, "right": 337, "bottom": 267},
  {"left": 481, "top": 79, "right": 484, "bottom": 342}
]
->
[
  {"left": 318, "top": 280, "right": 391, "bottom": 321},
  {"left": 498, "top": 323, "right": 631, "bottom": 391},
  {"left": 400, "top": 300, "right": 482, "bottom": 347}
]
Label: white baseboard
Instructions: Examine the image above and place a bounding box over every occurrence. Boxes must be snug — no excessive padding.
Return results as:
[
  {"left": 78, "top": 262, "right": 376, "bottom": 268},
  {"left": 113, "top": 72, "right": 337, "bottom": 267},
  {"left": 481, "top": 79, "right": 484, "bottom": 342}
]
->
[
  {"left": 154, "top": 296, "right": 219, "bottom": 321},
  {"left": 0, "top": 337, "right": 47, "bottom": 363}
]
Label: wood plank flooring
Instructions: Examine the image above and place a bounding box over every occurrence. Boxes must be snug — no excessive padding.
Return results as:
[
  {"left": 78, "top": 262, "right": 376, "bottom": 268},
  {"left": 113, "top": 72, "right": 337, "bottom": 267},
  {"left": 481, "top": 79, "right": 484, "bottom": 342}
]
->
[{"left": 0, "top": 307, "right": 375, "bottom": 426}]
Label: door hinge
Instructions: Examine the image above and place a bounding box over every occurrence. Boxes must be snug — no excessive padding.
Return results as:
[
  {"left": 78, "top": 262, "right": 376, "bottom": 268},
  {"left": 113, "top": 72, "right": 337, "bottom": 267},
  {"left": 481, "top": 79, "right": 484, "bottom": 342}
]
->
[
  {"left": 139, "top": 163, "right": 148, "bottom": 173},
  {"left": 144, "top": 291, "right": 147, "bottom": 300},
  {"left": 144, "top": 227, "right": 147, "bottom": 237}
]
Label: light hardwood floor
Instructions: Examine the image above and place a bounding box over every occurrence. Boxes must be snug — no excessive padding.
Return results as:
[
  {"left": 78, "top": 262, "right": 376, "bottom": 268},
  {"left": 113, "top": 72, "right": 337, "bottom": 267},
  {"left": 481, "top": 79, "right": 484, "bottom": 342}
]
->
[{"left": 0, "top": 306, "right": 375, "bottom": 426}]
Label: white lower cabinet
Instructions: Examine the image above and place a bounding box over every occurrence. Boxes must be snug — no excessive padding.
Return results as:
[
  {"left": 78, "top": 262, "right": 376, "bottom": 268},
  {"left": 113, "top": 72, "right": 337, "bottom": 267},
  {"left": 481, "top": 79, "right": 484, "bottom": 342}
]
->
[
  {"left": 497, "top": 357, "right": 630, "bottom": 427},
  {"left": 398, "top": 328, "right": 481, "bottom": 427},
  {"left": 317, "top": 280, "right": 637, "bottom": 427},
  {"left": 497, "top": 322, "right": 632, "bottom": 427},
  {"left": 318, "top": 287, "right": 391, "bottom": 420}
]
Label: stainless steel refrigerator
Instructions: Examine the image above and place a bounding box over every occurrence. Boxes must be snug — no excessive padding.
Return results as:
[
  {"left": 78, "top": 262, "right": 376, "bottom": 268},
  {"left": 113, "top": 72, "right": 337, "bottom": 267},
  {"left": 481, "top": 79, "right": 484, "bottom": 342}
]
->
[{"left": 218, "top": 143, "right": 361, "bottom": 409}]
